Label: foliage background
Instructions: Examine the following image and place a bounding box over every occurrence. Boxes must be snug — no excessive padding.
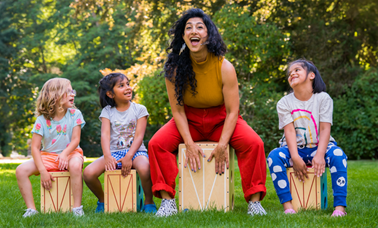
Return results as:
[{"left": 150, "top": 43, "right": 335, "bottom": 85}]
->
[{"left": 0, "top": 0, "right": 377, "bottom": 159}]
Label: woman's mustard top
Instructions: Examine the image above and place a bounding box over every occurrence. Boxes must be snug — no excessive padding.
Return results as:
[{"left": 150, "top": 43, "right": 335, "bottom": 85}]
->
[{"left": 183, "top": 52, "right": 224, "bottom": 108}]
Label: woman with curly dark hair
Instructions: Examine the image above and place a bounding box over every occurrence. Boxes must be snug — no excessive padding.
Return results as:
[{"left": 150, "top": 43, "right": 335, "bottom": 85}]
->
[{"left": 149, "top": 8, "right": 267, "bottom": 216}]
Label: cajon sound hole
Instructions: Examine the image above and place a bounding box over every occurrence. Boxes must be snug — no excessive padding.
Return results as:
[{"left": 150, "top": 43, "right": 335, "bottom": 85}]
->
[{"left": 230, "top": 170, "right": 233, "bottom": 183}]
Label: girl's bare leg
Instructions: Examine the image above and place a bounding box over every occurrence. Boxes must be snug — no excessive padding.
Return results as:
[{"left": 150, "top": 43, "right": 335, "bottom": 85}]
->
[
  {"left": 83, "top": 157, "right": 106, "bottom": 202},
  {"left": 68, "top": 157, "right": 84, "bottom": 207},
  {"left": 133, "top": 156, "right": 154, "bottom": 205},
  {"left": 16, "top": 160, "right": 40, "bottom": 209}
]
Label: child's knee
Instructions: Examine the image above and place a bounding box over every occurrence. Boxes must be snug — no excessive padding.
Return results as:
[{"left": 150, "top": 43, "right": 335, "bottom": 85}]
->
[
  {"left": 267, "top": 149, "right": 282, "bottom": 164},
  {"left": 15, "top": 165, "right": 26, "bottom": 179},
  {"left": 136, "top": 165, "right": 150, "bottom": 178},
  {"left": 16, "top": 163, "right": 33, "bottom": 179},
  {"left": 327, "top": 147, "right": 347, "bottom": 168},
  {"left": 69, "top": 160, "right": 83, "bottom": 174}
]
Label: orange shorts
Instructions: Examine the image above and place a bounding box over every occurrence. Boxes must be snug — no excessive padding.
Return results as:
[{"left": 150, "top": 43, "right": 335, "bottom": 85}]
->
[{"left": 39, "top": 148, "right": 84, "bottom": 172}]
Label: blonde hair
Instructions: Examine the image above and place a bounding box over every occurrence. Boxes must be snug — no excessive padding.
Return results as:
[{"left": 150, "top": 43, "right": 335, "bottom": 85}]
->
[{"left": 35, "top": 78, "right": 73, "bottom": 120}]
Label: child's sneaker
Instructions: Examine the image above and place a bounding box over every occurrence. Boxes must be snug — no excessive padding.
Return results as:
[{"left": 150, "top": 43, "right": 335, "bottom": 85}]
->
[
  {"left": 143, "top": 203, "right": 157, "bottom": 213},
  {"left": 155, "top": 199, "right": 177, "bottom": 217},
  {"left": 72, "top": 205, "right": 84, "bottom": 217},
  {"left": 23, "top": 208, "right": 38, "bottom": 218},
  {"left": 95, "top": 201, "right": 104, "bottom": 213},
  {"left": 247, "top": 201, "right": 267, "bottom": 216}
]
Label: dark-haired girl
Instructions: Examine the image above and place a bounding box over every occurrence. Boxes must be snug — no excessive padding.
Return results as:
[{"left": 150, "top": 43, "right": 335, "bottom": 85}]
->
[
  {"left": 267, "top": 59, "right": 347, "bottom": 216},
  {"left": 83, "top": 73, "right": 156, "bottom": 213},
  {"left": 149, "top": 8, "right": 267, "bottom": 216}
]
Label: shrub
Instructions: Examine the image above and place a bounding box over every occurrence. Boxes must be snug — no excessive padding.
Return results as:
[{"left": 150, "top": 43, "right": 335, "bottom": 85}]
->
[{"left": 333, "top": 68, "right": 378, "bottom": 159}]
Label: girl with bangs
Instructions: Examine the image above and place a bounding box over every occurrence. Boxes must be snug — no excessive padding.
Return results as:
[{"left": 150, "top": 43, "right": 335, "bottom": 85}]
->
[{"left": 16, "top": 78, "right": 86, "bottom": 217}]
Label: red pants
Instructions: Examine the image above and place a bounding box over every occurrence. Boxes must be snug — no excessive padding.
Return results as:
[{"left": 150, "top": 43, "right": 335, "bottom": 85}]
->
[{"left": 148, "top": 104, "right": 266, "bottom": 202}]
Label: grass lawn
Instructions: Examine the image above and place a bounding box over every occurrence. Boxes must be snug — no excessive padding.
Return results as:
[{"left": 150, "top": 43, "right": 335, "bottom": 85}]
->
[{"left": 0, "top": 160, "right": 377, "bottom": 227}]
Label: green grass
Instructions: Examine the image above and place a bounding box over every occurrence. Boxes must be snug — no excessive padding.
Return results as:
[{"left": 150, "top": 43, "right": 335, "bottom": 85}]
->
[{"left": 0, "top": 160, "right": 377, "bottom": 227}]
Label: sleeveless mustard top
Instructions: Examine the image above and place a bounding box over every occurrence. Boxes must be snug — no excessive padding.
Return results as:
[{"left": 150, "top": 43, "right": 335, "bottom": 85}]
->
[{"left": 183, "top": 52, "right": 224, "bottom": 108}]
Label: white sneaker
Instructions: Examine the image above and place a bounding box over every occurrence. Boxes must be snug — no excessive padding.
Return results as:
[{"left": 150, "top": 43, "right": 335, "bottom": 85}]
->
[
  {"left": 155, "top": 199, "right": 178, "bottom": 217},
  {"left": 23, "top": 208, "right": 38, "bottom": 218},
  {"left": 72, "top": 205, "right": 84, "bottom": 217},
  {"left": 247, "top": 201, "right": 267, "bottom": 216}
]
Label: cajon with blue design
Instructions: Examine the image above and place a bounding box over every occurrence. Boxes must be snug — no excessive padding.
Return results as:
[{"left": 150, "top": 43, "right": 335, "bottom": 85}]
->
[
  {"left": 287, "top": 167, "right": 328, "bottom": 212},
  {"left": 41, "top": 171, "right": 73, "bottom": 213},
  {"left": 104, "top": 170, "right": 144, "bottom": 213},
  {"left": 178, "top": 142, "right": 235, "bottom": 212}
]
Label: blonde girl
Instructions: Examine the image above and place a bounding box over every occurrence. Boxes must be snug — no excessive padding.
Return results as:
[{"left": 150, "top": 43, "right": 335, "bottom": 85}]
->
[{"left": 16, "top": 78, "right": 86, "bottom": 217}]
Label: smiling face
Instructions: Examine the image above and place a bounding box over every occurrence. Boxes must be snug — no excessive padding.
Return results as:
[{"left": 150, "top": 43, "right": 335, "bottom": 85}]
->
[
  {"left": 61, "top": 84, "right": 75, "bottom": 109},
  {"left": 182, "top": 17, "right": 208, "bottom": 54},
  {"left": 107, "top": 77, "right": 132, "bottom": 105},
  {"left": 287, "top": 63, "right": 315, "bottom": 89}
]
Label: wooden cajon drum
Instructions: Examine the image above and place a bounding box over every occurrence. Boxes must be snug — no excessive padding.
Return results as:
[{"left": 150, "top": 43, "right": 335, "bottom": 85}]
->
[
  {"left": 41, "top": 171, "right": 73, "bottom": 213},
  {"left": 104, "top": 170, "right": 144, "bottom": 213},
  {"left": 178, "top": 142, "right": 235, "bottom": 212},
  {"left": 287, "top": 167, "right": 328, "bottom": 212}
]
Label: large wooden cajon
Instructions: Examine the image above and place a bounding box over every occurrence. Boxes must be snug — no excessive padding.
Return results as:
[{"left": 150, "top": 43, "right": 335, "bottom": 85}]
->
[
  {"left": 41, "top": 171, "right": 73, "bottom": 213},
  {"left": 287, "top": 167, "right": 328, "bottom": 212},
  {"left": 104, "top": 170, "right": 144, "bottom": 213},
  {"left": 178, "top": 142, "right": 235, "bottom": 212}
]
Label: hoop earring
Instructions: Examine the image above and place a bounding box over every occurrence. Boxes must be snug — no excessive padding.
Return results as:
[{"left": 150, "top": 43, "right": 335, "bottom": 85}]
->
[{"left": 179, "top": 43, "right": 186, "bottom": 55}]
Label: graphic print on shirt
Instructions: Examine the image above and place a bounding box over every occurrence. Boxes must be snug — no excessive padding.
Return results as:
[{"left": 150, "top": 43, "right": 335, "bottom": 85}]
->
[
  {"left": 63, "top": 124, "right": 67, "bottom": 136},
  {"left": 46, "top": 119, "right": 52, "bottom": 133},
  {"left": 115, "top": 120, "right": 136, "bottom": 149},
  {"left": 70, "top": 109, "right": 75, "bottom": 118},
  {"left": 291, "top": 109, "right": 318, "bottom": 148},
  {"left": 35, "top": 123, "right": 41, "bottom": 133},
  {"left": 56, "top": 124, "right": 62, "bottom": 135}
]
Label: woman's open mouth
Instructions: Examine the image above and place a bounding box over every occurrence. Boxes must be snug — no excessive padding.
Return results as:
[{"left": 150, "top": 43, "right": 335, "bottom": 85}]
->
[{"left": 190, "top": 37, "right": 200, "bottom": 46}]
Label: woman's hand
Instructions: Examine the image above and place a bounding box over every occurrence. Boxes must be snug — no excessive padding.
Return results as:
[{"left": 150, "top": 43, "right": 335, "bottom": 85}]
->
[
  {"left": 184, "top": 142, "right": 205, "bottom": 172},
  {"left": 40, "top": 170, "right": 54, "bottom": 190},
  {"left": 104, "top": 155, "right": 117, "bottom": 171},
  {"left": 55, "top": 153, "right": 69, "bottom": 170},
  {"left": 208, "top": 144, "right": 229, "bottom": 175},
  {"left": 312, "top": 154, "right": 325, "bottom": 177},
  {"left": 292, "top": 156, "right": 308, "bottom": 182},
  {"left": 118, "top": 155, "right": 133, "bottom": 177}
]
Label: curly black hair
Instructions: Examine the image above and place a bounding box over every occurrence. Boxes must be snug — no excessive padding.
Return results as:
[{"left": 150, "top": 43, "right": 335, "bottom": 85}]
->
[
  {"left": 164, "top": 8, "right": 227, "bottom": 105},
  {"left": 98, "top": 73, "right": 129, "bottom": 108}
]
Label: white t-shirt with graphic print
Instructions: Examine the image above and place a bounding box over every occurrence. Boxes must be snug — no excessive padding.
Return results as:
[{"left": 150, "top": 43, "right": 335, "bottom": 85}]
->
[
  {"left": 99, "top": 102, "right": 149, "bottom": 153},
  {"left": 277, "top": 92, "right": 335, "bottom": 148}
]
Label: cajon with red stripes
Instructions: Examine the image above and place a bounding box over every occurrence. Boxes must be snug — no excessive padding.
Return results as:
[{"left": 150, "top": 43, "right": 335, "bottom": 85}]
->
[
  {"left": 287, "top": 167, "right": 328, "bottom": 212},
  {"left": 41, "top": 171, "right": 73, "bottom": 213},
  {"left": 104, "top": 170, "right": 144, "bottom": 213},
  {"left": 178, "top": 142, "right": 235, "bottom": 212}
]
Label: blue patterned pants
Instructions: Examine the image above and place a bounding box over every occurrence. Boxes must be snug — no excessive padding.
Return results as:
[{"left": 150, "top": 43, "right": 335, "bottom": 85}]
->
[{"left": 267, "top": 142, "right": 347, "bottom": 207}]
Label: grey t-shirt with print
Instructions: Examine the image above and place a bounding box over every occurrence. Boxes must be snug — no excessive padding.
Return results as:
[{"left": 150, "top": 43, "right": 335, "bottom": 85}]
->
[
  {"left": 277, "top": 92, "right": 335, "bottom": 148},
  {"left": 99, "top": 102, "right": 149, "bottom": 153}
]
